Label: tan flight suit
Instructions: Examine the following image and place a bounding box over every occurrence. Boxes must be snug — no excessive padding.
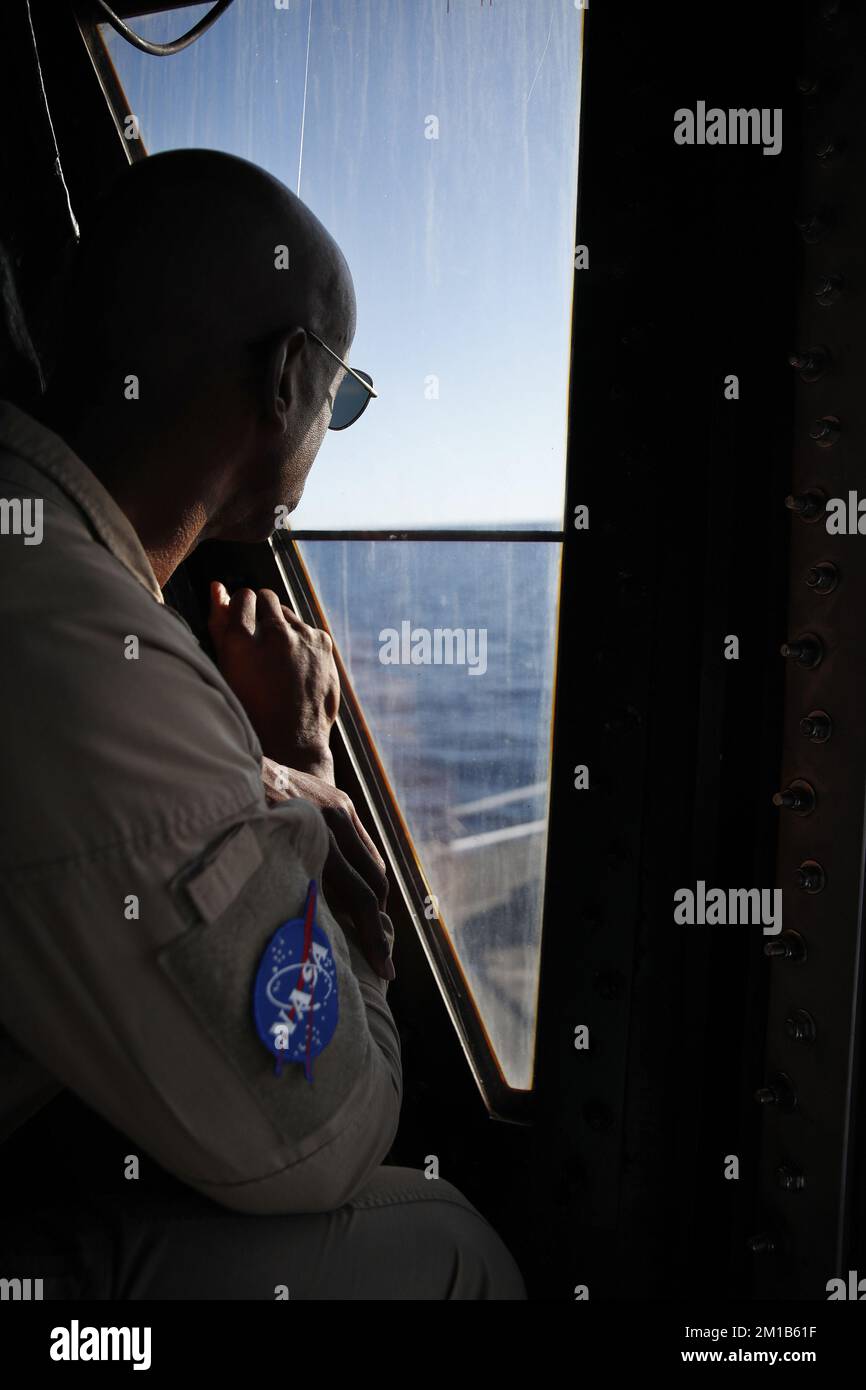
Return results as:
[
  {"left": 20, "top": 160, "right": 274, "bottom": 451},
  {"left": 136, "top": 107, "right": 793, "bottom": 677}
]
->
[{"left": 0, "top": 401, "right": 525, "bottom": 1299}]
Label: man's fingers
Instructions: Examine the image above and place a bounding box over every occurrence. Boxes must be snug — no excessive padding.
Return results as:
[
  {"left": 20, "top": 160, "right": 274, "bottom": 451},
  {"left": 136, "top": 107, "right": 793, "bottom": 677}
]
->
[
  {"left": 279, "top": 603, "right": 334, "bottom": 657},
  {"left": 208, "top": 581, "right": 232, "bottom": 643},
  {"left": 221, "top": 588, "right": 332, "bottom": 653},
  {"left": 279, "top": 603, "right": 308, "bottom": 630},
  {"left": 226, "top": 586, "right": 257, "bottom": 638},
  {"left": 321, "top": 805, "right": 388, "bottom": 909},
  {"left": 322, "top": 806, "right": 386, "bottom": 901},
  {"left": 322, "top": 829, "right": 394, "bottom": 980},
  {"left": 256, "top": 589, "right": 288, "bottom": 630},
  {"left": 344, "top": 805, "right": 386, "bottom": 878}
]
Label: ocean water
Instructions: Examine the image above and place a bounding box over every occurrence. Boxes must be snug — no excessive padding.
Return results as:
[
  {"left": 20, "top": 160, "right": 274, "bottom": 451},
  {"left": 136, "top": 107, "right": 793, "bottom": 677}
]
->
[{"left": 298, "top": 538, "right": 559, "bottom": 831}]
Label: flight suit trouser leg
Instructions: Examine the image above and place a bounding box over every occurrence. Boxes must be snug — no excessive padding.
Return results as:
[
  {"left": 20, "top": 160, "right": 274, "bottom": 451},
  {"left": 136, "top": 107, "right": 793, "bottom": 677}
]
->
[{"left": 2, "top": 1166, "right": 527, "bottom": 1301}]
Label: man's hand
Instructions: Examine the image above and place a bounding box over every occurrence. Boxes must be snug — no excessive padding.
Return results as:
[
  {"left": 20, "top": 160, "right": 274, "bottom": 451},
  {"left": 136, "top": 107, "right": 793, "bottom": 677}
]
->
[
  {"left": 209, "top": 581, "right": 339, "bottom": 777},
  {"left": 320, "top": 807, "right": 395, "bottom": 982},
  {"left": 262, "top": 757, "right": 385, "bottom": 875},
  {"left": 262, "top": 758, "right": 394, "bottom": 982}
]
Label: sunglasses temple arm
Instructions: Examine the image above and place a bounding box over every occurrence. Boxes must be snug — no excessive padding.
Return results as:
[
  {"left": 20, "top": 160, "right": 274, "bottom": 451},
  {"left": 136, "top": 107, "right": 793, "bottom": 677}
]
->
[{"left": 309, "top": 331, "right": 378, "bottom": 398}]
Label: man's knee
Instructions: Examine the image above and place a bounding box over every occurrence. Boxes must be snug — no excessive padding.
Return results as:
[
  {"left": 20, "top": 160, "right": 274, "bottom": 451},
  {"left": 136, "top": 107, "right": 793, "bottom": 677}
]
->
[
  {"left": 347, "top": 1168, "right": 526, "bottom": 1300},
  {"left": 413, "top": 1191, "right": 526, "bottom": 1300}
]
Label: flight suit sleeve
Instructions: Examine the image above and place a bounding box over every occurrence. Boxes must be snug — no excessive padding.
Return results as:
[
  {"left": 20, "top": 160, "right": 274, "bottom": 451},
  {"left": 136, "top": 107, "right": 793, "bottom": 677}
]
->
[
  {"left": 0, "top": 586, "right": 402, "bottom": 1214},
  {"left": 0, "top": 796, "right": 402, "bottom": 1214}
]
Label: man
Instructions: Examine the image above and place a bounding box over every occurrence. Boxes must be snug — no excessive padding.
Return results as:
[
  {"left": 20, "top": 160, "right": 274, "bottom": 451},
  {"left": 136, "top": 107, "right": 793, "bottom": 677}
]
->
[{"left": 0, "top": 149, "right": 525, "bottom": 1299}]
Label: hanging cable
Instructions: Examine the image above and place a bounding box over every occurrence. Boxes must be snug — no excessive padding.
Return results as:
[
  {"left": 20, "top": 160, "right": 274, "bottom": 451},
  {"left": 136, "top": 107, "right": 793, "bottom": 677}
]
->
[
  {"left": 90, "top": 0, "right": 236, "bottom": 58},
  {"left": 296, "top": 0, "right": 313, "bottom": 198},
  {"left": 24, "top": 0, "right": 79, "bottom": 240}
]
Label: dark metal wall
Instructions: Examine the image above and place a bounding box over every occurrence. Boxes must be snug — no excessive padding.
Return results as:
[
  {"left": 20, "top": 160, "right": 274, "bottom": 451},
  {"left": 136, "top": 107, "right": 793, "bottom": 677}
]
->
[
  {"left": 529, "top": 0, "right": 841, "bottom": 1301},
  {"left": 755, "top": 0, "right": 866, "bottom": 1299}
]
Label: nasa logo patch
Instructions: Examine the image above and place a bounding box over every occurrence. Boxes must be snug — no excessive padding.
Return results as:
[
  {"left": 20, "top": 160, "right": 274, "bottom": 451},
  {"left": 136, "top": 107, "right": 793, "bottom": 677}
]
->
[{"left": 252, "top": 880, "right": 338, "bottom": 1083}]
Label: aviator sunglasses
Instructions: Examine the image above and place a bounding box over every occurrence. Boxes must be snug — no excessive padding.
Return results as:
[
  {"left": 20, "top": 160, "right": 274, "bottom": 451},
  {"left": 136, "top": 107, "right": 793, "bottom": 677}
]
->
[{"left": 305, "top": 329, "right": 378, "bottom": 430}]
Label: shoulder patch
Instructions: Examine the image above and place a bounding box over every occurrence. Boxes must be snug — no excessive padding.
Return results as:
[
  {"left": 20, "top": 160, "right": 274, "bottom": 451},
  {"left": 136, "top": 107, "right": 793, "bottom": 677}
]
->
[{"left": 252, "top": 880, "right": 339, "bottom": 1083}]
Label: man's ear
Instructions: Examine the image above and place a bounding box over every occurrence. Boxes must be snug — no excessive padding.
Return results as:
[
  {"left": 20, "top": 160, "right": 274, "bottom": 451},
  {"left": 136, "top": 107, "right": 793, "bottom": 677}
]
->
[{"left": 265, "top": 327, "right": 306, "bottom": 428}]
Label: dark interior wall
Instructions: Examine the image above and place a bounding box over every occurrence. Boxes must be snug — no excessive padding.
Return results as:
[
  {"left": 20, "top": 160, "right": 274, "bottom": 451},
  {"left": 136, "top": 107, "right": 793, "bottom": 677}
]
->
[
  {"left": 530, "top": 0, "right": 806, "bottom": 1300},
  {"left": 0, "top": 2, "right": 130, "bottom": 402}
]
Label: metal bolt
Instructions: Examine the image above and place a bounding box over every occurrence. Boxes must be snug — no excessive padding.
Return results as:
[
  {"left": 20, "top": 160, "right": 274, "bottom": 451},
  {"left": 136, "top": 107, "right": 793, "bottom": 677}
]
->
[
  {"left": 804, "top": 563, "right": 838, "bottom": 594},
  {"left": 754, "top": 1073, "right": 797, "bottom": 1111},
  {"left": 785, "top": 490, "right": 825, "bottom": 522},
  {"left": 776, "top": 1164, "right": 806, "bottom": 1192},
  {"left": 593, "top": 970, "right": 624, "bottom": 1000},
  {"left": 795, "top": 860, "right": 825, "bottom": 894},
  {"left": 780, "top": 636, "right": 823, "bottom": 668},
  {"left": 808, "top": 415, "right": 840, "bottom": 446},
  {"left": 814, "top": 273, "right": 843, "bottom": 306},
  {"left": 583, "top": 1099, "right": 615, "bottom": 1132},
  {"left": 747, "top": 1233, "right": 776, "bottom": 1254},
  {"left": 788, "top": 346, "right": 830, "bottom": 380},
  {"left": 764, "top": 931, "right": 808, "bottom": 963},
  {"left": 795, "top": 212, "right": 829, "bottom": 244},
  {"left": 800, "top": 711, "right": 833, "bottom": 741},
  {"left": 786, "top": 1009, "right": 817, "bottom": 1043}
]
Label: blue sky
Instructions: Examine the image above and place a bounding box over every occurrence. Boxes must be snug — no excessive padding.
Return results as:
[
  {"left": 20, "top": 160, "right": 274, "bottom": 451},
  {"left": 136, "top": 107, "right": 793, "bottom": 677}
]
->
[{"left": 104, "top": 0, "right": 583, "bottom": 529}]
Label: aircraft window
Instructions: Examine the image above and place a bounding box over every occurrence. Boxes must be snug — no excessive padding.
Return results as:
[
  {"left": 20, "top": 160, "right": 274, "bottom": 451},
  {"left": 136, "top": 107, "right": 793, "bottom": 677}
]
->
[
  {"left": 293, "top": 538, "right": 560, "bottom": 1088},
  {"left": 97, "top": 1, "right": 583, "bottom": 1091}
]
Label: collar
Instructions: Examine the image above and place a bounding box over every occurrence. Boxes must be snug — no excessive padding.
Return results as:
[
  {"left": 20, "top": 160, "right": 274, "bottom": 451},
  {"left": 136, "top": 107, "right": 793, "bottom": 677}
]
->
[{"left": 0, "top": 399, "right": 164, "bottom": 605}]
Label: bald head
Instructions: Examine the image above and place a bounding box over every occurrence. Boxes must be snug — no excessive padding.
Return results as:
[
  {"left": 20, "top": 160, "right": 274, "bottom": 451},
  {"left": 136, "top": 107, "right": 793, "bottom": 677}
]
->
[
  {"left": 43, "top": 150, "right": 358, "bottom": 572},
  {"left": 56, "top": 148, "right": 355, "bottom": 393}
]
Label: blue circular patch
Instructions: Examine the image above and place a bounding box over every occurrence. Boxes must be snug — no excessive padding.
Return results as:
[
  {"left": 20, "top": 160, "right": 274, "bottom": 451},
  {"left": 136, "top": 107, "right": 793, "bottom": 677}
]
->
[{"left": 252, "top": 881, "right": 338, "bottom": 1083}]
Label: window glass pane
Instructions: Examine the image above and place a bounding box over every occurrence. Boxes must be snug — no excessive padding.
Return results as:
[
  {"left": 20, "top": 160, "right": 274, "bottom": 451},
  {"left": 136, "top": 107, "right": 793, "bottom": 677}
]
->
[
  {"left": 101, "top": 0, "right": 582, "bottom": 528},
  {"left": 298, "top": 538, "right": 560, "bottom": 1089}
]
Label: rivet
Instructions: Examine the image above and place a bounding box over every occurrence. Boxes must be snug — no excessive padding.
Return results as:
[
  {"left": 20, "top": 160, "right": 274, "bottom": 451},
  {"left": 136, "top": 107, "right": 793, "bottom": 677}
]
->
[
  {"left": 808, "top": 415, "right": 840, "bottom": 446},
  {"left": 795, "top": 211, "right": 830, "bottom": 244},
  {"left": 800, "top": 709, "right": 833, "bottom": 741},
  {"left": 815, "top": 137, "right": 840, "bottom": 164},
  {"left": 813, "top": 273, "right": 843, "bottom": 306},
  {"left": 581, "top": 906, "right": 605, "bottom": 933},
  {"left": 795, "top": 859, "right": 825, "bottom": 893},
  {"left": 772, "top": 781, "right": 816, "bottom": 815},
  {"left": 785, "top": 490, "right": 826, "bottom": 522},
  {"left": 780, "top": 635, "right": 823, "bottom": 668},
  {"left": 786, "top": 1009, "right": 817, "bottom": 1043},
  {"left": 583, "top": 1098, "right": 615, "bottom": 1132},
  {"left": 754, "top": 1072, "right": 797, "bottom": 1111},
  {"left": 804, "top": 562, "right": 838, "bottom": 594},
  {"left": 776, "top": 1164, "right": 806, "bottom": 1192},
  {"left": 789, "top": 346, "right": 831, "bottom": 381},
  {"left": 602, "top": 705, "right": 642, "bottom": 735},
  {"left": 593, "top": 969, "right": 624, "bottom": 1001},
  {"left": 765, "top": 931, "right": 808, "bottom": 963},
  {"left": 747, "top": 1233, "right": 777, "bottom": 1254}
]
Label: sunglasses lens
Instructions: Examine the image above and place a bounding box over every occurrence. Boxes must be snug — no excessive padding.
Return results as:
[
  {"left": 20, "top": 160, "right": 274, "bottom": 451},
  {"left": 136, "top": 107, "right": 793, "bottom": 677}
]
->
[{"left": 329, "top": 370, "right": 374, "bottom": 430}]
